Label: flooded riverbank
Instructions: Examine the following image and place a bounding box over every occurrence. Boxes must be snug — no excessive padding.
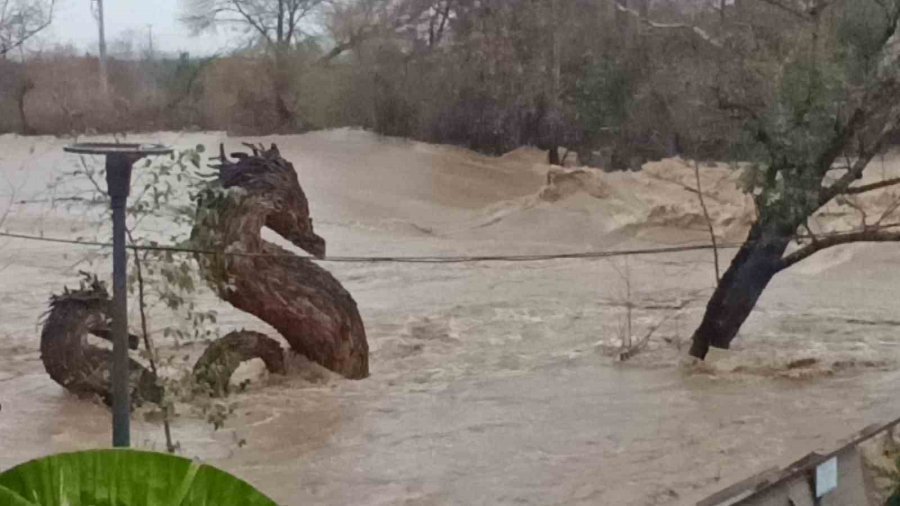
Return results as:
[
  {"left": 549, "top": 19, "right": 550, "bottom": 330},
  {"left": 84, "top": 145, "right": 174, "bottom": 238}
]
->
[{"left": 2, "top": 130, "right": 899, "bottom": 504}]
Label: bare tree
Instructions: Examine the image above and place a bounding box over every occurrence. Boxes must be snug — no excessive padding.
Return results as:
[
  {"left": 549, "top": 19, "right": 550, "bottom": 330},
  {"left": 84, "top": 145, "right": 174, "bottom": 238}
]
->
[
  {"left": 319, "top": 0, "right": 452, "bottom": 64},
  {"left": 0, "top": 0, "right": 55, "bottom": 58},
  {"left": 183, "top": 0, "right": 325, "bottom": 48},
  {"left": 182, "top": 0, "right": 327, "bottom": 128},
  {"left": 0, "top": 0, "right": 53, "bottom": 134}
]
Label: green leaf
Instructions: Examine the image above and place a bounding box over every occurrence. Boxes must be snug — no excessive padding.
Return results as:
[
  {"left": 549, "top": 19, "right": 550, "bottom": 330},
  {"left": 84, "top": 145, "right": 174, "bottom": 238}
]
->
[
  {"left": 0, "top": 484, "right": 36, "bottom": 506},
  {"left": 0, "top": 449, "right": 277, "bottom": 506}
]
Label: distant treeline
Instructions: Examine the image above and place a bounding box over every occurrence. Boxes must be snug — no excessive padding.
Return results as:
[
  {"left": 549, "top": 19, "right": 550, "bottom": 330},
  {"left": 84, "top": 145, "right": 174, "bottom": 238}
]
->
[{"left": 4, "top": 0, "right": 880, "bottom": 169}]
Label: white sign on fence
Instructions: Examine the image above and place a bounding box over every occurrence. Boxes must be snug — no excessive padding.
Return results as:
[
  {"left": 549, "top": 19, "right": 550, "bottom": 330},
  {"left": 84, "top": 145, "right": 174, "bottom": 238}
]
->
[{"left": 815, "top": 457, "right": 838, "bottom": 498}]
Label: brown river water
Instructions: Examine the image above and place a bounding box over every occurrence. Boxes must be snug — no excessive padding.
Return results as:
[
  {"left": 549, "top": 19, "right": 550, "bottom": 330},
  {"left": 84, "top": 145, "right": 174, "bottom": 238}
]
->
[{"left": 1, "top": 129, "right": 899, "bottom": 505}]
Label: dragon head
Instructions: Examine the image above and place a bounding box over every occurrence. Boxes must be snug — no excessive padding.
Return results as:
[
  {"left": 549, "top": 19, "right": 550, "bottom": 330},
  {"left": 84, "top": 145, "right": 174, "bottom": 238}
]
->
[{"left": 216, "top": 143, "right": 326, "bottom": 259}]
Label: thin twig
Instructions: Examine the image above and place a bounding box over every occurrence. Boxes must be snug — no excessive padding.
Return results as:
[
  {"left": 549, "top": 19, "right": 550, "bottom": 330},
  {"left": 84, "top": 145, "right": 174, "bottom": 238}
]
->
[
  {"left": 126, "top": 227, "right": 175, "bottom": 453},
  {"left": 0, "top": 185, "right": 12, "bottom": 230},
  {"left": 875, "top": 194, "right": 900, "bottom": 227},
  {"left": 693, "top": 160, "right": 720, "bottom": 283},
  {"left": 619, "top": 297, "right": 696, "bottom": 361},
  {"left": 608, "top": 257, "right": 634, "bottom": 349}
]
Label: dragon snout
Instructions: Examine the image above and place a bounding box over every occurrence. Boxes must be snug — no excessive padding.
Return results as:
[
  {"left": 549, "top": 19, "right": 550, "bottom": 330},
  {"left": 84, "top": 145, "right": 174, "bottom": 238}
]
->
[
  {"left": 289, "top": 218, "right": 326, "bottom": 258},
  {"left": 297, "top": 217, "right": 326, "bottom": 259},
  {"left": 299, "top": 232, "right": 326, "bottom": 259},
  {"left": 269, "top": 213, "right": 327, "bottom": 259}
]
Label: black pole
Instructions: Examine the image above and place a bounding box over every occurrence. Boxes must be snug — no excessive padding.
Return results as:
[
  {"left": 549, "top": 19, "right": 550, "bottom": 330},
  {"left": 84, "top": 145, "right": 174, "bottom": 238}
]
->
[
  {"left": 106, "top": 153, "right": 133, "bottom": 448},
  {"left": 64, "top": 142, "right": 173, "bottom": 447}
]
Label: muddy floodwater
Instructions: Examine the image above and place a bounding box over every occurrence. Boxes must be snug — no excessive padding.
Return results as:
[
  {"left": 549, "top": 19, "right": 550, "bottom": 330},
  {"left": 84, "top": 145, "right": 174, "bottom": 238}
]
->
[{"left": 2, "top": 130, "right": 900, "bottom": 505}]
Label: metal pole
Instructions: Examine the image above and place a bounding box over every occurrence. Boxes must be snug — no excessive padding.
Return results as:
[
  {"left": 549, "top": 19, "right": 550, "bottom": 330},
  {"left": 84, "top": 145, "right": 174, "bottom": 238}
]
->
[
  {"left": 106, "top": 154, "right": 132, "bottom": 447},
  {"left": 64, "top": 142, "right": 172, "bottom": 446}
]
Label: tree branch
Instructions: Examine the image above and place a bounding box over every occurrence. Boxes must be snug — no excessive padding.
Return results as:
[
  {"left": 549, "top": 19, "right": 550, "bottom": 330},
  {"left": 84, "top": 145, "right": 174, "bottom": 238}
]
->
[
  {"left": 614, "top": 1, "right": 723, "bottom": 48},
  {"left": 317, "top": 32, "right": 362, "bottom": 64},
  {"left": 0, "top": 0, "right": 55, "bottom": 57},
  {"left": 287, "top": 0, "right": 323, "bottom": 45},
  {"left": 276, "top": 0, "right": 285, "bottom": 44},
  {"left": 228, "top": 0, "right": 274, "bottom": 47},
  {"left": 714, "top": 87, "right": 762, "bottom": 121},
  {"left": 780, "top": 227, "right": 900, "bottom": 269},
  {"left": 693, "top": 160, "right": 721, "bottom": 283},
  {"left": 815, "top": 8, "right": 900, "bottom": 208},
  {"left": 841, "top": 177, "right": 900, "bottom": 195},
  {"left": 818, "top": 106, "right": 900, "bottom": 206},
  {"left": 875, "top": 194, "right": 900, "bottom": 226},
  {"left": 285, "top": 0, "right": 298, "bottom": 45},
  {"left": 751, "top": 0, "right": 812, "bottom": 20},
  {"left": 428, "top": 0, "right": 452, "bottom": 48}
]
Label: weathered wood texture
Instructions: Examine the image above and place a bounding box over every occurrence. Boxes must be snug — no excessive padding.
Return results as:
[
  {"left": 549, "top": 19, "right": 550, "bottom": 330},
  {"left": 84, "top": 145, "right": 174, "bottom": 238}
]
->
[
  {"left": 40, "top": 145, "right": 368, "bottom": 404},
  {"left": 39, "top": 276, "right": 161, "bottom": 406},
  {"left": 192, "top": 144, "right": 369, "bottom": 379},
  {"left": 193, "top": 330, "right": 286, "bottom": 396},
  {"left": 40, "top": 278, "right": 289, "bottom": 404}
]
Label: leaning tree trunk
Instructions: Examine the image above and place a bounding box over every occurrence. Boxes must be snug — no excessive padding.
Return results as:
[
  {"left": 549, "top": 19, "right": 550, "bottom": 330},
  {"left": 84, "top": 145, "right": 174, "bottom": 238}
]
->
[{"left": 688, "top": 223, "right": 791, "bottom": 359}]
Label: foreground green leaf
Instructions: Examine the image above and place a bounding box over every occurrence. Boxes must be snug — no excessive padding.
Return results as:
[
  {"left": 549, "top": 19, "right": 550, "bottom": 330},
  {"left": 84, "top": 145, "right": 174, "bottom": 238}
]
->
[{"left": 0, "top": 450, "right": 276, "bottom": 506}]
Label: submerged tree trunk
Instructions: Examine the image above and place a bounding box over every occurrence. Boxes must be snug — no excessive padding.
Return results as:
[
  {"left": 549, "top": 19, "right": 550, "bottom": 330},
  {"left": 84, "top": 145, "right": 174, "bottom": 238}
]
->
[
  {"left": 548, "top": 146, "right": 560, "bottom": 165},
  {"left": 271, "top": 49, "right": 294, "bottom": 130},
  {"left": 16, "top": 78, "right": 34, "bottom": 135},
  {"left": 274, "top": 78, "right": 293, "bottom": 129},
  {"left": 688, "top": 223, "right": 790, "bottom": 359}
]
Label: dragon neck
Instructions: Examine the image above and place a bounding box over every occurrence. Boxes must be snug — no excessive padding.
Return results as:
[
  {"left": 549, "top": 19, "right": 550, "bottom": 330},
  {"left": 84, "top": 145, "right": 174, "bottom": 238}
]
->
[{"left": 191, "top": 188, "right": 271, "bottom": 253}]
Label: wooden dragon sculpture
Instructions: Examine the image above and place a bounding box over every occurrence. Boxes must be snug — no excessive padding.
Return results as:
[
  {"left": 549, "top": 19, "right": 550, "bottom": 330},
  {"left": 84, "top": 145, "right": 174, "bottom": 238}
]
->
[{"left": 40, "top": 144, "right": 368, "bottom": 406}]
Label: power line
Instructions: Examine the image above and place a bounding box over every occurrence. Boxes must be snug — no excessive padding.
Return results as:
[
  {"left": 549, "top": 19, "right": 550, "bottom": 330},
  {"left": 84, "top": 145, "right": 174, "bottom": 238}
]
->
[
  {"left": 0, "top": 230, "right": 745, "bottom": 263},
  {"left": 4, "top": 224, "right": 900, "bottom": 264}
]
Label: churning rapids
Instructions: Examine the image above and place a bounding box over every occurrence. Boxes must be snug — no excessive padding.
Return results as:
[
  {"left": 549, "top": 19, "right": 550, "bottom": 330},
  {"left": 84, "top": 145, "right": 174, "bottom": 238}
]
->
[{"left": 2, "top": 129, "right": 900, "bottom": 505}]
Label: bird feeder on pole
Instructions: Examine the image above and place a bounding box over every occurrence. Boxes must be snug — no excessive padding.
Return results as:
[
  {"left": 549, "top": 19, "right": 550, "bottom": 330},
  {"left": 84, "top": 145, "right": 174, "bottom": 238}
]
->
[{"left": 63, "top": 142, "right": 173, "bottom": 448}]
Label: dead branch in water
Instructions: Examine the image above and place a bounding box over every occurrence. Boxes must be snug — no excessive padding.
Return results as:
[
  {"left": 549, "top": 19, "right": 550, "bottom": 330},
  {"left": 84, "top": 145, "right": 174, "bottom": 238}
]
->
[{"left": 618, "top": 297, "right": 696, "bottom": 362}]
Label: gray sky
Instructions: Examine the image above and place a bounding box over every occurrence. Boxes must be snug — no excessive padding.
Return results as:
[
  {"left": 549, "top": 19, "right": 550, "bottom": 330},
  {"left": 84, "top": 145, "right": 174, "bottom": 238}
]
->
[{"left": 43, "top": 0, "right": 232, "bottom": 56}]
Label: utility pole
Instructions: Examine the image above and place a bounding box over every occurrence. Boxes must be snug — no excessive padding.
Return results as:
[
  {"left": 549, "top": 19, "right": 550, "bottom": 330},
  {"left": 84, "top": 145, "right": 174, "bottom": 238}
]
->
[
  {"left": 94, "top": 0, "right": 109, "bottom": 94},
  {"left": 147, "top": 24, "right": 154, "bottom": 60}
]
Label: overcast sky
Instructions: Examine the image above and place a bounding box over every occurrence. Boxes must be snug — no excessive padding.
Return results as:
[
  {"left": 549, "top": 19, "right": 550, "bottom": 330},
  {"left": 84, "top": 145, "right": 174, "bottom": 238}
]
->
[{"left": 43, "top": 0, "right": 232, "bottom": 56}]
